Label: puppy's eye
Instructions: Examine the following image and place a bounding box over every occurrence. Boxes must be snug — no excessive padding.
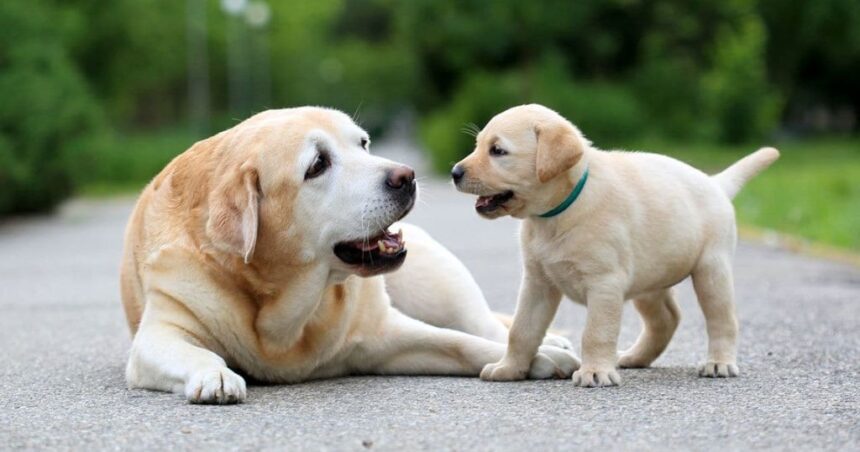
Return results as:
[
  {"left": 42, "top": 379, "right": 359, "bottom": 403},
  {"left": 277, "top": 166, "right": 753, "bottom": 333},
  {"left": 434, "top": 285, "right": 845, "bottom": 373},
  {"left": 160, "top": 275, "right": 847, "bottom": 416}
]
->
[
  {"left": 489, "top": 145, "right": 508, "bottom": 157},
  {"left": 360, "top": 138, "right": 369, "bottom": 149},
  {"left": 305, "top": 153, "right": 330, "bottom": 180}
]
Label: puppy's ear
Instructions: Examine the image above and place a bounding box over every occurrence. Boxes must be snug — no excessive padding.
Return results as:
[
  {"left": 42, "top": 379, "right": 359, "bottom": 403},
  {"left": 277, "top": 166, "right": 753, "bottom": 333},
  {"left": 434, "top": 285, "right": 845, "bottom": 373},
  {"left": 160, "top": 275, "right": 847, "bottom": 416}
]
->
[
  {"left": 534, "top": 121, "right": 586, "bottom": 183},
  {"left": 207, "top": 162, "right": 260, "bottom": 263}
]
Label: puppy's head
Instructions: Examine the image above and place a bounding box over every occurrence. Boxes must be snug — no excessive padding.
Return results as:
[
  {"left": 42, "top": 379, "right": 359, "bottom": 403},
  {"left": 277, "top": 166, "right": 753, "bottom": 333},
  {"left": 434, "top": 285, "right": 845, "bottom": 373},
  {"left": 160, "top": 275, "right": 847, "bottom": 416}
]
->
[
  {"left": 452, "top": 104, "right": 589, "bottom": 219},
  {"left": 206, "top": 107, "right": 416, "bottom": 277}
]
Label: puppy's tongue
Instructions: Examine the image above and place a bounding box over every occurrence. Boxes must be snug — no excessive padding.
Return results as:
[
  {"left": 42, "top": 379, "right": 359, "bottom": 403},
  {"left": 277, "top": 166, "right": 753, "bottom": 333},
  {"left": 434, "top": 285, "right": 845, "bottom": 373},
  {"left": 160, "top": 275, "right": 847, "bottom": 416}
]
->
[{"left": 476, "top": 195, "right": 494, "bottom": 209}]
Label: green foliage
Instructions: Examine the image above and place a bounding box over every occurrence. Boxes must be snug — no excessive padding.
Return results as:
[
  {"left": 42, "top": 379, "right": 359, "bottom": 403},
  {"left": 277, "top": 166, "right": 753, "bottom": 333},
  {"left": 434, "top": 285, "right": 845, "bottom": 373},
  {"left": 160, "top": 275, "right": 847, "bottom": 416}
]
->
[
  {"left": 80, "top": 129, "right": 195, "bottom": 195},
  {"left": 0, "top": 0, "right": 106, "bottom": 214},
  {"left": 420, "top": 72, "right": 523, "bottom": 172},
  {"left": 410, "top": 0, "right": 791, "bottom": 158},
  {"left": 534, "top": 71, "right": 647, "bottom": 149},
  {"left": 759, "top": 0, "right": 860, "bottom": 121},
  {"left": 2, "top": 0, "right": 859, "bottom": 223},
  {"left": 421, "top": 59, "right": 648, "bottom": 172},
  {"left": 65, "top": 0, "right": 188, "bottom": 125},
  {"left": 702, "top": 14, "right": 781, "bottom": 143}
]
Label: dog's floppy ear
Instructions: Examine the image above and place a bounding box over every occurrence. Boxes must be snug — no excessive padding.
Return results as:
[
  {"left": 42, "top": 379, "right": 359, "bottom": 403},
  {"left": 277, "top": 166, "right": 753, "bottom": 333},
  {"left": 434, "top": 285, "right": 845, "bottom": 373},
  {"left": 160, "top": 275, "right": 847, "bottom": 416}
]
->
[
  {"left": 534, "top": 120, "right": 586, "bottom": 183},
  {"left": 207, "top": 162, "right": 261, "bottom": 263}
]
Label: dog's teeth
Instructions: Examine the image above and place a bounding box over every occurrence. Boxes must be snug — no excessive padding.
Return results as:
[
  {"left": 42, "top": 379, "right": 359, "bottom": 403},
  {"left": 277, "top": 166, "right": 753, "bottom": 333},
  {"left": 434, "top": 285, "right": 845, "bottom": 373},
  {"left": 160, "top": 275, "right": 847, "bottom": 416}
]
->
[{"left": 378, "top": 240, "right": 387, "bottom": 253}]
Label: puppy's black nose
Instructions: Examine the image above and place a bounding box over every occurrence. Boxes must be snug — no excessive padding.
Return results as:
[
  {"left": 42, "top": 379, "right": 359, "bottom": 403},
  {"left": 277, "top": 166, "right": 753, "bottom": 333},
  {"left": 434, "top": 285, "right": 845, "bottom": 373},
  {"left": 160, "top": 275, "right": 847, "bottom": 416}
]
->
[
  {"left": 386, "top": 165, "right": 415, "bottom": 191},
  {"left": 451, "top": 165, "right": 465, "bottom": 184}
]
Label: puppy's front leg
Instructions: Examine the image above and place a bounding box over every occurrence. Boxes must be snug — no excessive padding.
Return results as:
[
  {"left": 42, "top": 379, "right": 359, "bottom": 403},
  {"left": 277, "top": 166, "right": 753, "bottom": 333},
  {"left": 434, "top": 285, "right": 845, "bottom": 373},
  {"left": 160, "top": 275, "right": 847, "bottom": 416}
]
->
[
  {"left": 355, "top": 308, "right": 577, "bottom": 379},
  {"left": 481, "top": 264, "right": 576, "bottom": 381},
  {"left": 126, "top": 294, "right": 246, "bottom": 404},
  {"left": 573, "top": 286, "right": 623, "bottom": 387}
]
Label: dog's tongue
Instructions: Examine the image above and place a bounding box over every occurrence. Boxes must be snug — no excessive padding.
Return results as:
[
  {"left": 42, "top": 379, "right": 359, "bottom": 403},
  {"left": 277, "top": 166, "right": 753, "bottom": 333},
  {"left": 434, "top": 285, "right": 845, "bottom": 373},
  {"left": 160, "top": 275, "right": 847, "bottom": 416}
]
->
[
  {"left": 377, "top": 229, "right": 404, "bottom": 255},
  {"left": 356, "top": 229, "right": 404, "bottom": 253}
]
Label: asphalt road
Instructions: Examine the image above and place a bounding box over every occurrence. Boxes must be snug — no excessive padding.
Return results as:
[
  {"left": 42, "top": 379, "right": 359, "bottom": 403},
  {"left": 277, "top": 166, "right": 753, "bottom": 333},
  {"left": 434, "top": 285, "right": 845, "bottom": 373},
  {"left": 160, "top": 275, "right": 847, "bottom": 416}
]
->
[{"left": 1, "top": 141, "right": 858, "bottom": 451}]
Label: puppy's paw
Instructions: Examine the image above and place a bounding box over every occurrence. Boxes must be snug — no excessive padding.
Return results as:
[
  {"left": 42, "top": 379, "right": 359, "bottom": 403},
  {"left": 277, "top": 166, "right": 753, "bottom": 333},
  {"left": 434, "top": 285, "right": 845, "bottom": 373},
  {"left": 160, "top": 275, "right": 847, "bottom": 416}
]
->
[
  {"left": 185, "top": 368, "right": 247, "bottom": 404},
  {"left": 480, "top": 360, "right": 529, "bottom": 381},
  {"left": 617, "top": 350, "right": 652, "bottom": 368},
  {"left": 541, "top": 333, "right": 574, "bottom": 350},
  {"left": 572, "top": 366, "right": 621, "bottom": 387},
  {"left": 530, "top": 345, "right": 580, "bottom": 379},
  {"left": 698, "top": 361, "right": 739, "bottom": 378}
]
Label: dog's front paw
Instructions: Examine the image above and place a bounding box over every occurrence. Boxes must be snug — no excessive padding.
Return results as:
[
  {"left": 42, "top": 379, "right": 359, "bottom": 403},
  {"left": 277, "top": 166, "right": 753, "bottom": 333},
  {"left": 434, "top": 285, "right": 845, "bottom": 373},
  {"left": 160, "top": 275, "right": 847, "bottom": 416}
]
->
[
  {"left": 572, "top": 366, "right": 621, "bottom": 387},
  {"left": 530, "top": 345, "right": 580, "bottom": 379},
  {"left": 185, "top": 368, "right": 247, "bottom": 404},
  {"left": 698, "top": 361, "right": 739, "bottom": 378},
  {"left": 480, "top": 359, "right": 529, "bottom": 381}
]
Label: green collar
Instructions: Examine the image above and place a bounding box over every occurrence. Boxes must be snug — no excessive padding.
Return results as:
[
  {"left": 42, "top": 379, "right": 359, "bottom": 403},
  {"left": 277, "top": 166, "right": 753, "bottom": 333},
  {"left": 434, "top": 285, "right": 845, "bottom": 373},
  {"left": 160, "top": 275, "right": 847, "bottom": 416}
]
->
[{"left": 537, "top": 166, "right": 589, "bottom": 218}]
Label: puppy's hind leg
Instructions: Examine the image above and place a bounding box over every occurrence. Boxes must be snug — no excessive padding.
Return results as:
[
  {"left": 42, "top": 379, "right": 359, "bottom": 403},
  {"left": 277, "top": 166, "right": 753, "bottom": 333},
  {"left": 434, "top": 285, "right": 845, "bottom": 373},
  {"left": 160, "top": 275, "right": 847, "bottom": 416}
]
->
[
  {"left": 618, "top": 288, "right": 681, "bottom": 368},
  {"left": 692, "top": 253, "right": 740, "bottom": 378}
]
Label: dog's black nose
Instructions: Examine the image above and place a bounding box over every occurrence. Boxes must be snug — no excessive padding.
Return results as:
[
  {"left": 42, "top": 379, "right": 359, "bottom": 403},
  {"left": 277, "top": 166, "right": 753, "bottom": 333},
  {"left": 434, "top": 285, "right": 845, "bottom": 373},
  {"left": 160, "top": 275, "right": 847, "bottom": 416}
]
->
[
  {"left": 451, "top": 165, "right": 465, "bottom": 184},
  {"left": 386, "top": 165, "right": 415, "bottom": 191}
]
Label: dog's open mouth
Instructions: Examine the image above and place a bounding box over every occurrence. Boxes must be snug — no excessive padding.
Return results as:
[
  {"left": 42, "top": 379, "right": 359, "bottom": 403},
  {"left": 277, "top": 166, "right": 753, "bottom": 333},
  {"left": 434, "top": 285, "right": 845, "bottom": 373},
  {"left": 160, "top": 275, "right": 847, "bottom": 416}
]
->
[
  {"left": 475, "top": 190, "right": 514, "bottom": 214},
  {"left": 333, "top": 228, "right": 406, "bottom": 274}
]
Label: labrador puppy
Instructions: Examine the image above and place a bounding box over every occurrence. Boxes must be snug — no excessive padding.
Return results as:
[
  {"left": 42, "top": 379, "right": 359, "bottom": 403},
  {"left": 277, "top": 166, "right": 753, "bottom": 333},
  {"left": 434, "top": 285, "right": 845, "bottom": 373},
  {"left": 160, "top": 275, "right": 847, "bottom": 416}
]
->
[
  {"left": 452, "top": 104, "right": 779, "bottom": 387},
  {"left": 120, "top": 107, "right": 578, "bottom": 404}
]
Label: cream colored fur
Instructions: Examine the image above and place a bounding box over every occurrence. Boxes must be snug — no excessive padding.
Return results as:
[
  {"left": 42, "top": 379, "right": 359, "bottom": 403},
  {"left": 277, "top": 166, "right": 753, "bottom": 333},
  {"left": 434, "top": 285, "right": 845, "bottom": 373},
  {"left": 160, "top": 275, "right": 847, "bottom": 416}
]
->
[
  {"left": 453, "top": 104, "right": 779, "bottom": 387},
  {"left": 120, "top": 107, "right": 578, "bottom": 404}
]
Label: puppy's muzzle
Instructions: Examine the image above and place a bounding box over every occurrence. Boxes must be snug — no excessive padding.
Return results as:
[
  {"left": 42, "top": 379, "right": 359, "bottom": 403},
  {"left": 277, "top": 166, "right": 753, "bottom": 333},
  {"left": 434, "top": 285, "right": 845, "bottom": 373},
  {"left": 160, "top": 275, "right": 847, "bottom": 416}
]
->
[{"left": 451, "top": 164, "right": 465, "bottom": 185}]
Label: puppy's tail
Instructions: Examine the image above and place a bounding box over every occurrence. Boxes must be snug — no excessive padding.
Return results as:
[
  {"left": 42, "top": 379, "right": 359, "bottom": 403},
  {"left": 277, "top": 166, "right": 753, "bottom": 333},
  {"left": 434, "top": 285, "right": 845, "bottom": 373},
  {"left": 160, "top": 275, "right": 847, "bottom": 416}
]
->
[{"left": 712, "top": 147, "right": 780, "bottom": 199}]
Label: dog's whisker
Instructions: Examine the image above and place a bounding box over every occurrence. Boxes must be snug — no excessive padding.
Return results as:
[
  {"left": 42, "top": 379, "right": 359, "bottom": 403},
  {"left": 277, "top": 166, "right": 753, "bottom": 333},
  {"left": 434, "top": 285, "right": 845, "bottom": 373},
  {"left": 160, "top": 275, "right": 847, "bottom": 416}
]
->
[{"left": 352, "top": 100, "right": 364, "bottom": 126}]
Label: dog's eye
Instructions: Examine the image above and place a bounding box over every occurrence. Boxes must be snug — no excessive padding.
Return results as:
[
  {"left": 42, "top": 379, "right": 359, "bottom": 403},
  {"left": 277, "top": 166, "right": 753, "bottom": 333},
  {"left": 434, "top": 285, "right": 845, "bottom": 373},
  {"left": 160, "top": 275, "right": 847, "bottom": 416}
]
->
[
  {"left": 489, "top": 145, "right": 507, "bottom": 157},
  {"left": 360, "top": 138, "right": 369, "bottom": 149},
  {"left": 305, "top": 153, "right": 330, "bottom": 180}
]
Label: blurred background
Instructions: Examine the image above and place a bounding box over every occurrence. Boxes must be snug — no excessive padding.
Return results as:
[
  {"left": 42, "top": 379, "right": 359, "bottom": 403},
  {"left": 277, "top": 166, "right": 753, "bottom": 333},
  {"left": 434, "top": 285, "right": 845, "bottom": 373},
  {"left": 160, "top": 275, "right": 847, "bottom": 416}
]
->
[{"left": 0, "top": 0, "right": 857, "bottom": 250}]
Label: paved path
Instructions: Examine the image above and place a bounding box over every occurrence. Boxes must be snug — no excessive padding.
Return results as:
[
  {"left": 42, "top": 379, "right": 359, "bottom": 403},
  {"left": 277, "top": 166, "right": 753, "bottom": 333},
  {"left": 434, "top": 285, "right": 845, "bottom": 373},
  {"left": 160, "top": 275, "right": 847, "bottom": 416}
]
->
[{"left": 1, "top": 141, "right": 858, "bottom": 450}]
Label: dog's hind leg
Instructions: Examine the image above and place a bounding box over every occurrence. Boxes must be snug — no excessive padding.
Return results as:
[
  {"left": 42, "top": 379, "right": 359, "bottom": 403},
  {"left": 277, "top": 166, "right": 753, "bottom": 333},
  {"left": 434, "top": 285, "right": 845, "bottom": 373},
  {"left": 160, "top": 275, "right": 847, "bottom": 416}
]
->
[
  {"left": 384, "top": 223, "right": 511, "bottom": 343},
  {"left": 618, "top": 288, "right": 681, "bottom": 368},
  {"left": 384, "top": 223, "right": 573, "bottom": 349},
  {"left": 350, "top": 308, "right": 578, "bottom": 380}
]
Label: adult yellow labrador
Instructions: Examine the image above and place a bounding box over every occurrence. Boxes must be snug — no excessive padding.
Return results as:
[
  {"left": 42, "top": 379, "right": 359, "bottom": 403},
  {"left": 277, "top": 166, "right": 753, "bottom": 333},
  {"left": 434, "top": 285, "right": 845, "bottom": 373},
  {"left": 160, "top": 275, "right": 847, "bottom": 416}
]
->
[
  {"left": 120, "top": 107, "right": 578, "bottom": 404},
  {"left": 452, "top": 104, "right": 779, "bottom": 387}
]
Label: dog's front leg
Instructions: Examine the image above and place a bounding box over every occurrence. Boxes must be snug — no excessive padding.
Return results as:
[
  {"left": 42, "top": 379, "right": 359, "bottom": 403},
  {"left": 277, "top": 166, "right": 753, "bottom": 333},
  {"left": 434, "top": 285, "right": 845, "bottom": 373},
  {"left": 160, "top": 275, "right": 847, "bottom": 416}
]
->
[
  {"left": 126, "top": 294, "right": 246, "bottom": 404},
  {"left": 481, "top": 264, "right": 577, "bottom": 381},
  {"left": 354, "top": 308, "right": 578, "bottom": 379},
  {"left": 573, "top": 285, "right": 623, "bottom": 387}
]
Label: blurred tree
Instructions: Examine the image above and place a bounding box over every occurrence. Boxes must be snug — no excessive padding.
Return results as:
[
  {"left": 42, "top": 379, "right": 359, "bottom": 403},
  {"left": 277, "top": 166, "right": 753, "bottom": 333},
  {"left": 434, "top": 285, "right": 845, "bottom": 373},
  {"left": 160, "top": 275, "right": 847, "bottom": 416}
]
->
[
  {"left": 0, "top": 0, "right": 106, "bottom": 214},
  {"left": 63, "top": 0, "right": 188, "bottom": 127},
  {"left": 2, "top": 0, "right": 859, "bottom": 215},
  {"left": 759, "top": 0, "right": 860, "bottom": 132}
]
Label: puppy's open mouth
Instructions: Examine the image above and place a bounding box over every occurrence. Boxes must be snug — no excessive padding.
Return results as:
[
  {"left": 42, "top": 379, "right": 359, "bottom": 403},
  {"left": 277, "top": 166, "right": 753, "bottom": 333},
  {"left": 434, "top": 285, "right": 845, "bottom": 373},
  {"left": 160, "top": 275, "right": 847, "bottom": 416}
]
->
[
  {"left": 475, "top": 191, "right": 514, "bottom": 214},
  {"left": 333, "top": 228, "right": 406, "bottom": 274}
]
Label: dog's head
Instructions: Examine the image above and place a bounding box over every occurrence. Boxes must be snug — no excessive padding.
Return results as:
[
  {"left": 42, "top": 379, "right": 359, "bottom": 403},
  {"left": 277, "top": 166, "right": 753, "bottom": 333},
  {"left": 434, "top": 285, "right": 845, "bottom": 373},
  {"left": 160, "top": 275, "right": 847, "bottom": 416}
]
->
[
  {"left": 205, "top": 107, "right": 415, "bottom": 277},
  {"left": 451, "top": 104, "right": 589, "bottom": 219}
]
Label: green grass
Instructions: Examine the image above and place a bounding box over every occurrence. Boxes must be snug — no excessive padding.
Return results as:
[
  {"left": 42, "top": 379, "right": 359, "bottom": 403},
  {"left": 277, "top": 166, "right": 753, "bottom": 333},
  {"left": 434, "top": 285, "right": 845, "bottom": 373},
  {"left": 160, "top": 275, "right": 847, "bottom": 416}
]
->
[
  {"left": 81, "top": 130, "right": 860, "bottom": 251},
  {"left": 628, "top": 138, "right": 860, "bottom": 251}
]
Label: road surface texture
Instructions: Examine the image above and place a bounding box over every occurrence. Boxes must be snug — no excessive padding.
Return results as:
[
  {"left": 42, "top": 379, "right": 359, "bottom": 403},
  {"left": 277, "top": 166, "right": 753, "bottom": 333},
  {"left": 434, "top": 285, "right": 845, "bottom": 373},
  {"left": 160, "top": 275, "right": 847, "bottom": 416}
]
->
[{"left": 1, "top": 139, "right": 858, "bottom": 451}]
